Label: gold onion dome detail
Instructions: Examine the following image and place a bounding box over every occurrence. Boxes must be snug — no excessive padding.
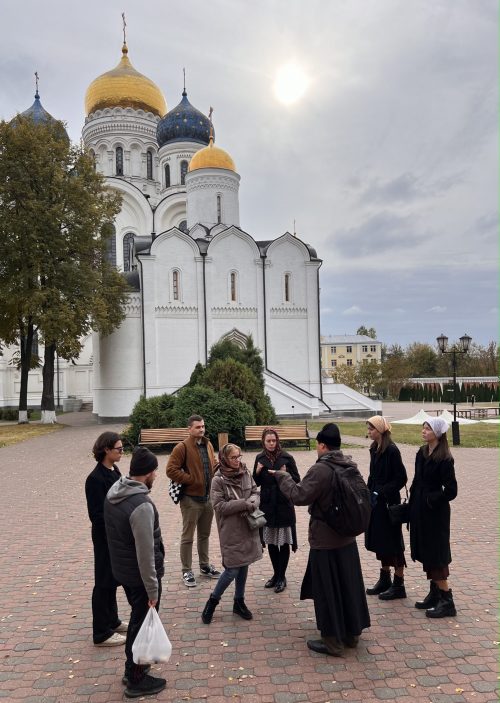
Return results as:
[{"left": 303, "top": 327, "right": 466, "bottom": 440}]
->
[
  {"left": 188, "top": 136, "right": 236, "bottom": 172},
  {"left": 85, "top": 43, "right": 167, "bottom": 117}
]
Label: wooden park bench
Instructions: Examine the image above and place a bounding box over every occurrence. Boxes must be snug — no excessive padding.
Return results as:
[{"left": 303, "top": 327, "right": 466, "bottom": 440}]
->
[
  {"left": 138, "top": 428, "right": 190, "bottom": 447},
  {"left": 244, "top": 423, "right": 310, "bottom": 450}
]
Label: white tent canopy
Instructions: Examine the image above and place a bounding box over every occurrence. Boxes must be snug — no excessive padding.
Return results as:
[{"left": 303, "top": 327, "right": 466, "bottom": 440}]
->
[
  {"left": 439, "top": 409, "right": 480, "bottom": 425},
  {"left": 392, "top": 409, "right": 433, "bottom": 425}
]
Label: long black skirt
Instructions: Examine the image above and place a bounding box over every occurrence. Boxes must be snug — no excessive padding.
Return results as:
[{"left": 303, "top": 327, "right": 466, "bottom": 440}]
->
[{"left": 300, "top": 542, "right": 370, "bottom": 640}]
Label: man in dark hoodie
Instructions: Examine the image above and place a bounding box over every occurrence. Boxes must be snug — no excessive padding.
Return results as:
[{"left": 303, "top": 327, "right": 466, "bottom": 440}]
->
[
  {"left": 271, "top": 423, "right": 370, "bottom": 657},
  {"left": 104, "top": 446, "right": 166, "bottom": 698}
]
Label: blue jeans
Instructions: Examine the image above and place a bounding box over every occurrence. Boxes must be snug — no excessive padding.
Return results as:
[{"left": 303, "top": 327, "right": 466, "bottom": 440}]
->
[{"left": 212, "top": 565, "right": 248, "bottom": 600}]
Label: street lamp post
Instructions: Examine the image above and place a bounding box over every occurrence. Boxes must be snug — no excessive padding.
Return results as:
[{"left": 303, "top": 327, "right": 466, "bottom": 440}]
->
[{"left": 436, "top": 333, "right": 472, "bottom": 446}]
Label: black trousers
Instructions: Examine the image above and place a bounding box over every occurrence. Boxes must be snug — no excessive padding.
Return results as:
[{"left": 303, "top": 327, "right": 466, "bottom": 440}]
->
[
  {"left": 92, "top": 527, "right": 120, "bottom": 644},
  {"left": 123, "top": 580, "right": 162, "bottom": 682}
]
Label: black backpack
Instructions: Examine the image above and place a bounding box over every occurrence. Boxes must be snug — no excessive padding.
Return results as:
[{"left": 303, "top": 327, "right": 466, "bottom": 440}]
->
[{"left": 316, "top": 458, "right": 371, "bottom": 537}]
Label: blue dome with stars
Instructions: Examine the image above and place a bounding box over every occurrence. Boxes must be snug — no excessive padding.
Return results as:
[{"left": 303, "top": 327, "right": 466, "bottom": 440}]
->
[{"left": 157, "top": 90, "right": 212, "bottom": 148}]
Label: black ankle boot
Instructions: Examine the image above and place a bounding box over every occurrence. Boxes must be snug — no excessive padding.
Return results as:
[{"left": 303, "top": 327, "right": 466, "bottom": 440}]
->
[
  {"left": 366, "top": 569, "right": 391, "bottom": 595},
  {"left": 426, "top": 589, "right": 457, "bottom": 618},
  {"left": 233, "top": 598, "right": 253, "bottom": 620},
  {"left": 415, "top": 580, "right": 440, "bottom": 610},
  {"left": 201, "top": 595, "right": 220, "bottom": 624},
  {"left": 379, "top": 574, "right": 407, "bottom": 600}
]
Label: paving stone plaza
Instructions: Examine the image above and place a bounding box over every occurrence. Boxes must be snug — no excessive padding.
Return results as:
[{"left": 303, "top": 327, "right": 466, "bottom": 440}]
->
[{"left": 0, "top": 412, "right": 498, "bottom": 702}]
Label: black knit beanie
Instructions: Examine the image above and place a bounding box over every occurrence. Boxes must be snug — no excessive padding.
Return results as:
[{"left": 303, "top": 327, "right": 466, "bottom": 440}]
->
[
  {"left": 129, "top": 447, "right": 158, "bottom": 476},
  {"left": 316, "top": 423, "right": 341, "bottom": 450}
]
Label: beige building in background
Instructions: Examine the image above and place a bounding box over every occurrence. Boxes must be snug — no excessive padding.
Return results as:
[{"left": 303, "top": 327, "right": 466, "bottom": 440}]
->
[{"left": 321, "top": 334, "right": 382, "bottom": 373}]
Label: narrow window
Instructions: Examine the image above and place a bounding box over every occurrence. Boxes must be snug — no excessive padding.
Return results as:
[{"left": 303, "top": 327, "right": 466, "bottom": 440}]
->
[
  {"left": 116, "top": 146, "right": 124, "bottom": 176},
  {"left": 230, "top": 272, "right": 237, "bottom": 302},
  {"left": 370, "top": 344, "right": 376, "bottom": 352},
  {"left": 362, "top": 345, "right": 368, "bottom": 352},
  {"left": 179, "top": 220, "right": 187, "bottom": 233},
  {"left": 331, "top": 360, "right": 336, "bottom": 367},
  {"left": 284, "top": 273, "right": 291, "bottom": 302},
  {"left": 180, "top": 160, "right": 188, "bottom": 185},
  {"left": 347, "top": 359, "right": 353, "bottom": 366},
  {"left": 346, "top": 345, "right": 352, "bottom": 353},
  {"left": 330, "top": 346, "right": 336, "bottom": 354},
  {"left": 164, "top": 163, "right": 170, "bottom": 188},
  {"left": 123, "top": 232, "right": 134, "bottom": 272},
  {"left": 172, "top": 270, "right": 179, "bottom": 301},
  {"left": 146, "top": 150, "right": 153, "bottom": 180},
  {"left": 31, "top": 330, "right": 39, "bottom": 359},
  {"left": 89, "top": 149, "right": 96, "bottom": 170},
  {"left": 216, "top": 194, "right": 222, "bottom": 223}
]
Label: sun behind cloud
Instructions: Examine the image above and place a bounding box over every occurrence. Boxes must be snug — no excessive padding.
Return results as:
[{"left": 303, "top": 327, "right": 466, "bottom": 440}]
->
[{"left": 273, "top": 61, "right": 310, "bottom": 105}]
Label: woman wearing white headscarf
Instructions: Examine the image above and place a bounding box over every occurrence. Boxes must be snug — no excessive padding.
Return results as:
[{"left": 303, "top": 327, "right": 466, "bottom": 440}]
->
[{"left": 409, "top": 417, "right": 457, "bottom": 618}]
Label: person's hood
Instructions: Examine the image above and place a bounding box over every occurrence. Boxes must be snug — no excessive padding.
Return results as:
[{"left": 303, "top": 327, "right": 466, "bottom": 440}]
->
[
  {"left": 317, "top": 449, "right": 358, "bottom": 470},
  {"left": 106, "top": 475, "right": 150, "bottom": 504}
]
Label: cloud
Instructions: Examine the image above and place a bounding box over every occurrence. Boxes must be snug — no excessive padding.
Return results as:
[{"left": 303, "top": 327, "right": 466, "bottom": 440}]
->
[
  {"left": 427, "top": 306, "right": 447, "bottom": 313},
  {"left": 342, "top": 305, "right": 363, "bottom": 316},
  {"left": 354, "top": 171, "right": 464, "bottom": 205}
]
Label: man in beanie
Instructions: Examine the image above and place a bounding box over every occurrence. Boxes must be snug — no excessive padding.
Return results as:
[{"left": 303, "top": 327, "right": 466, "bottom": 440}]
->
[
  {"left": 270, "top": 423, "right": 370, "bottom": 657},
  {"left": 104, "top": 447, "right": 166, "bottom": 698}
]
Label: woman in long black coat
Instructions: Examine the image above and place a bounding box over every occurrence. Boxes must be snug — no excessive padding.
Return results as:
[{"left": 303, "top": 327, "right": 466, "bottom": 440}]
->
[
  {"left": 253, "top": 428, "right": 300, "bottom": 593},
  {"left": 409, "top": 417, "right": 457, "bottom": 618},
  {"left": 364, "top": 416, "right": 408, "bottom": 600}
]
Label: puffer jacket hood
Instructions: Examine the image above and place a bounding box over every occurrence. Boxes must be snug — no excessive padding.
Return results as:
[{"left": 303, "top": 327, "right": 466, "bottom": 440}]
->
[{"left": 106, "top": 475, "right": 150, "bottom": 504}]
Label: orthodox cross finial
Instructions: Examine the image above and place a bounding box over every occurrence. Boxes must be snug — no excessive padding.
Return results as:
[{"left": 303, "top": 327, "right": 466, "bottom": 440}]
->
[
  {"left": 122, "top": 12, "right": 127, "bottom": 44},
  {"left": 34, "top": 71, "right": 39, "bottom": 98},
  {"left": 208, "top": 106, "right": 214, "bottom": 140},
  {"left": 293, "top": 219, "right": 297, "bottom": 237},
  {"left": 183, "top": 67, "right": 186, "bottom": 94}
]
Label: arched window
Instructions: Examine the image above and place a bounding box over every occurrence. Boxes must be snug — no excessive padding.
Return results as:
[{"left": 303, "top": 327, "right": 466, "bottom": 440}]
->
[
  {"left": 216, "top": 194, "right": 222, "bottom": 224},
  {"left": 180, "top": 160, "right": 188, "bottom": 185},
  {"left": 123, "top": 232, "right": 134, "bottom": 272},
  {"left": 178, "top": 220, "right": 188, "bottom": 233},
  {"left": 284, "top": 273, "right": 291, "bottom": 302},
  {"left": 172, "top": 270, "right": 180, "bottom": 301},
  {"left": 230, "top": 271, "right": 238, "bottom": 303},
  {"left": 31, "top": 330, "right": 39, "bottom": 360},
  {"left": 164, "top": 163, "right": 170, "bottom": 188},
  {"left": 146, "top": 150, "right": 153, "bottom": 180},
  {"left": 115, "top": 146, "right": 124, "bottom": 176},
  {"left": 170, "top": 269, "right": 182, "bottom": 302},
  {"left": 89, "top": 149, "right": 96, "bottom": 170}
]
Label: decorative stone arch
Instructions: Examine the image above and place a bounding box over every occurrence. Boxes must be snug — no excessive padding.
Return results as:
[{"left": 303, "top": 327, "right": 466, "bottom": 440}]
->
[{"left": 220, "top": 328, "right": 249, "bottom": 349}]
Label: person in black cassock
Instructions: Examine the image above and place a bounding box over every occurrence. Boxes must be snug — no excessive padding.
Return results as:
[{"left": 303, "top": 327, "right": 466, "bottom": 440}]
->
[{"left": 271, "top": 423, "right": 370, "bottom": 657}]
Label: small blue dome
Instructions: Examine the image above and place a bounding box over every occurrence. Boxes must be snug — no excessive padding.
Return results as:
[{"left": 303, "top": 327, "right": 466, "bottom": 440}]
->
[
  {"left": 12, "top": 91, "right": 69, "bottom": 141},
  {"left": 20, "top": 91, "right": 54, "bottom": 124},
  {"left": 157, "top": 91, "right": 212, "bottom": 148}
]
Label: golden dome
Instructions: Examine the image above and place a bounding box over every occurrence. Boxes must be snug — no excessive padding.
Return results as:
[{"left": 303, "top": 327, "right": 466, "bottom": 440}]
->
[
  {"left": 188, "top": 136, "right": 236, "bottom": 172},
  {"left": 85, "top": 44, "right": 167, "bottom": 117}
]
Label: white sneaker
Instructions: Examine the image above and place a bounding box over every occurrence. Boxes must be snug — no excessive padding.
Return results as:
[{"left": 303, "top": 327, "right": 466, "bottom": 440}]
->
[
  {"left": 183, "top": 570, "right": 197, "bottom": 587},
  {"left": 114, "top": 620, "right": 128, "bottom": 633},
  {"left": 95, "top": 632, "right": 126, "bottom": 647}
]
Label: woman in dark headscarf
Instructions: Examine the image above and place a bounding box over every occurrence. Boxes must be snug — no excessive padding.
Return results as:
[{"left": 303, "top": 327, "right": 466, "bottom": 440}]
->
[
  {"left": 253, "top": 428, "right": 300, "bottom": 593},
  {"left": 201, "top": 444, "right": 262, "bottom": 625}
]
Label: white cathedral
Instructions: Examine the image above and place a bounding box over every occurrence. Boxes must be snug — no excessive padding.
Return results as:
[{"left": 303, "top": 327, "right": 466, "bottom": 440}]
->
[{"left": 2, "top": 36, "right": 378, "bottom": 420}]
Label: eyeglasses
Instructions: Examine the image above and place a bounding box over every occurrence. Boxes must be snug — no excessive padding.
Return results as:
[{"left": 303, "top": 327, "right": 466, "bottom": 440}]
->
[
  {"left": 113, "top": 446, "right": 124, "bottom": 453},
  {"left": 228, "top": 454, "right": 242, "bottom": 460}
]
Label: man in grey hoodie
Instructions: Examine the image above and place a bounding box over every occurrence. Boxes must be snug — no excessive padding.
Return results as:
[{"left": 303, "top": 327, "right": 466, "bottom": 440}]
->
[{"left": 104, "top": 447, "right": 166, "bottom": 699}]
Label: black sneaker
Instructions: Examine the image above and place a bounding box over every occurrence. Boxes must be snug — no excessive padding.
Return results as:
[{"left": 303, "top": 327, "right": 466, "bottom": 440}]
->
[
  {"left": 182, "top": 570, "right": 197, "bottom": 587},
  {"left": 200, "top": 564, "right": 221, "bottom": 579},
  {"left": 124, "top": 674, "right": 166, "bottom": 698},
  {"left": 122, "top": 665, "right": 151, "bottom": 686}
]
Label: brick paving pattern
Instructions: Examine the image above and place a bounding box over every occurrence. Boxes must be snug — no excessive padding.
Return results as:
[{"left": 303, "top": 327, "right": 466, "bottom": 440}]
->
[{"left": 0, "top": 416, "right": 498, "bottom": 702}]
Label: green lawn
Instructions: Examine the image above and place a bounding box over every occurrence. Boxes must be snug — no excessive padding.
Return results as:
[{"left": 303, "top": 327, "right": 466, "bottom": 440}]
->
[{"left": 301, "top": 420, "right": 499, "bottom": 449}]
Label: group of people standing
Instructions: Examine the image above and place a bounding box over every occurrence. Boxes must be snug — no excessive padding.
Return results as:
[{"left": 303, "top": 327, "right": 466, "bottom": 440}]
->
[{"left": 85, "top": 412, "right": 457, "bottom": 697}]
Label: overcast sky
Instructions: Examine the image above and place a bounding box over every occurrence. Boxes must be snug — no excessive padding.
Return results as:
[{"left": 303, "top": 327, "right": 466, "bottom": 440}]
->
[{"left": 1, "top": 0, "right": 497, "bottom": 347}]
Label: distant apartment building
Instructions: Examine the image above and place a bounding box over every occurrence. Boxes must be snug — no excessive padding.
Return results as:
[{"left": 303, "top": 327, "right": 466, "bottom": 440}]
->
[{"left": 321, "top": 335, "right": 382, "bottom": 373}]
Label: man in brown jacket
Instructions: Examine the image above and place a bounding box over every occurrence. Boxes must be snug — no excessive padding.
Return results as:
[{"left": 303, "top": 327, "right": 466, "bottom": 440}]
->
[{"left": 166, "top": 415, "right": 221, "bottom": 587}]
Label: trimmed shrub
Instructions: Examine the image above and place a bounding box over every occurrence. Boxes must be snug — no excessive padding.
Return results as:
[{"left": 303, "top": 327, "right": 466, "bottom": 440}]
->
[
  {"left": 123, "top": 394, "right": 176, "bottom": 446},
  {"left": 173, "top": 385, "right": 255, "bottom": 445}
]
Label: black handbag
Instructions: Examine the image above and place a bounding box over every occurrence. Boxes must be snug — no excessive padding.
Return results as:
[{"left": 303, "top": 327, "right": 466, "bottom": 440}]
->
[{"left": 387, "top": 486, "right": 409, "bottom": 525}]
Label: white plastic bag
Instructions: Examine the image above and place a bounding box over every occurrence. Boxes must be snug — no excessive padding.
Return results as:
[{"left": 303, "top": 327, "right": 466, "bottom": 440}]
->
[{"left": 132, "top": 607, "right": 172, "bottom": 664}]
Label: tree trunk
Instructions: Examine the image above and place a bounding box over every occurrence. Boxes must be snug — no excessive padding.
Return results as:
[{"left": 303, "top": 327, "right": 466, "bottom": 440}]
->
[
  {"left": 41, "top": 342, "right": 57, "bottom": 424},
  {"left": 18, "top": 321, "right": 34, "bottom": 424}
]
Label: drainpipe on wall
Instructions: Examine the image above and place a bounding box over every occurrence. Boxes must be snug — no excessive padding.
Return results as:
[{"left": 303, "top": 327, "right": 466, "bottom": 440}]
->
[
  {"left": 316, "top": 266, "right": 325, "bottom": 404},
  {"left": 261, "top": 253, "right": 268, "bottom": 365},
  {"left": 138, "top": 257, "right": 147, "bottom": 398},
  {"left": 202, "top": 252, "right": 208, "bottom": 363}
]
